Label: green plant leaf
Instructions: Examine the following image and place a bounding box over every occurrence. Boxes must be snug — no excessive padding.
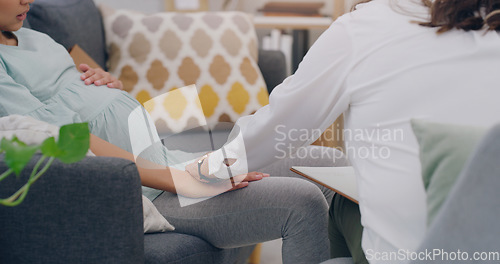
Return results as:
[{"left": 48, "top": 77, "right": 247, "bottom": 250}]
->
[
  {"left": 41, "top": 137, "right": 61, "bottom": 157},
  {"left": 55, "top": 123, "right": 90, "bottom": 163},
  {"left": 0, "top": 137, "right": 40, "bottom": 175}
]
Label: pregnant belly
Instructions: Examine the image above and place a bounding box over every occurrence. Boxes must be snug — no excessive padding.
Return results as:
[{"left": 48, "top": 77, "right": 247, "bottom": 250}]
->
[{"left": 53, "top": 82, "right": 138, "bottom": 122}]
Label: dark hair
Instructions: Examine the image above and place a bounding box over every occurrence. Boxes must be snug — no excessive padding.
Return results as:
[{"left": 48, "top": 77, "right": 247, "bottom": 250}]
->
[{"left": 353, "top": 0, "right": 500, "bottom": 33}]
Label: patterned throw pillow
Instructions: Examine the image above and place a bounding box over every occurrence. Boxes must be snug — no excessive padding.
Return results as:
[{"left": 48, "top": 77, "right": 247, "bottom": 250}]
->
[{"left": 99, "top": 6, "right": 269, "bottom": 134}]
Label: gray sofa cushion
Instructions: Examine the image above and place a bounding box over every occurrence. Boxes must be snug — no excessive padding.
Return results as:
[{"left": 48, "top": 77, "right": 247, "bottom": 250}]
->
[
  {"left": 258, "top": 50, "right": 287, "bottom": 94},
  {"left": 27, "top": 0, "right": 107, "bottom": 69}
]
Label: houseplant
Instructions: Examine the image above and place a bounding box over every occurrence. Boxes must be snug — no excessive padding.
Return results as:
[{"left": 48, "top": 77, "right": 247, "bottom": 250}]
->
[{"left": 0, "top": 123, "right": 89, "bottom": 206}]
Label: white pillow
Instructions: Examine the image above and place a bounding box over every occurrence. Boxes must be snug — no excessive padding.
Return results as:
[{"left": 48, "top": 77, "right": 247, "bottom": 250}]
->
[
  {"left": 142, "top": 195, "right": 175, "bottom": 233},
  {"left": 0, "top": 115, "right": 174, "bottom": 233},
  {"left": 0, "top": 114, "right": 60, "bottom": 144}
]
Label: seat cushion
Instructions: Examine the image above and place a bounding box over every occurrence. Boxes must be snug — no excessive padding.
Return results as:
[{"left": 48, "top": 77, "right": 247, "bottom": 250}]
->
[
  {"left": 27, "top": 0, "right": 107, "bottom": 69},
  {"left": 144, "top": 232, "right": 254, "bottom": 264}
]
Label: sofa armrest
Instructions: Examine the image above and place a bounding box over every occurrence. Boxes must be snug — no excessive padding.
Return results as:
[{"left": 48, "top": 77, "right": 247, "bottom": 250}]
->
[
  {"left": 0, "top": 155, "right": 144, "bottom": 264},
  {"left": 258, "top": 49, "right": 287, "bottom": 94}
]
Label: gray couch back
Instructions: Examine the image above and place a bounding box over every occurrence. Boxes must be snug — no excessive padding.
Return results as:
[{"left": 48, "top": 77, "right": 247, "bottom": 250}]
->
[{"left": 26, "top": 0, "right": 108, "bottom": 69}]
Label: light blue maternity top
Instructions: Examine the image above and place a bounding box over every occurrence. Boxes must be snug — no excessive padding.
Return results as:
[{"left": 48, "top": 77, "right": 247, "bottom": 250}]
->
[{"left": 0, "top": 28, "right": 164, "bottom": 200}]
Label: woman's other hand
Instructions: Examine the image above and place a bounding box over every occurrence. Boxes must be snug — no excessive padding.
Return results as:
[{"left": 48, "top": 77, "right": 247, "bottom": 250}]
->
[{"left": 79, "top": 64, "right": 124, "bottom": 90}]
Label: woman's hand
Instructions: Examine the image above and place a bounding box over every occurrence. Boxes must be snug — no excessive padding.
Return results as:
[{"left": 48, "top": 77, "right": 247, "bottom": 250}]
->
[{"left": 79, "top": 64, "right": 123, "bottom": 90}]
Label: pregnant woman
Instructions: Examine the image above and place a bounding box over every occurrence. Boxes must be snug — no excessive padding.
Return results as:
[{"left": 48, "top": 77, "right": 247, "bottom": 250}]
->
[{"left": 0, "top": 0, "right": 342, "bottom": 262}]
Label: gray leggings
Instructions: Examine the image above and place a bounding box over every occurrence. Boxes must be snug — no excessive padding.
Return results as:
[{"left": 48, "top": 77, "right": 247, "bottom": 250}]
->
[{"left": 152, "top": 146, "right": 348, "bottom": 264}]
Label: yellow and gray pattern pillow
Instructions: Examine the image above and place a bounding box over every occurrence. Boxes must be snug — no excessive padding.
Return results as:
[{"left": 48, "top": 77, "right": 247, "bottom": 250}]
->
[{"left": 99, "top": 6, "right": 269, "bottom": 134}]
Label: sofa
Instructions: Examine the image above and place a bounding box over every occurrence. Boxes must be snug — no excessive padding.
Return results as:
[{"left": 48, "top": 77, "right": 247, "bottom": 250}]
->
[{"left": 0, "top": 1, "right": 334, "bottom": 264}]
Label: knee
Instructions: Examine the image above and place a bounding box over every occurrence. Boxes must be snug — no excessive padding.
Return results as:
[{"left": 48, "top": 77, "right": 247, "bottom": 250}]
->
[
  {"left": 287, "top": 178, "right": 329, "bottom": 216},
  {"left": 279, "top": 179, "right": 329, "bottom": 241}
]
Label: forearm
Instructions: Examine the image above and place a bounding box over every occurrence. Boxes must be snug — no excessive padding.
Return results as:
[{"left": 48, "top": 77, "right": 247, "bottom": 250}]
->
[
  {"left": 89, "top": 134, "right": 251, "bottom": 198},
  {"left": 89, "top": 134, "right": 177, "bottom": 193}
]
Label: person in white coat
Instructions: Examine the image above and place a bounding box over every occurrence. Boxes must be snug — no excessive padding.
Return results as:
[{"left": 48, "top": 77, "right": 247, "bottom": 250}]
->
[{"left": 188, "top": 0, "right": 500, "bottom": 263}]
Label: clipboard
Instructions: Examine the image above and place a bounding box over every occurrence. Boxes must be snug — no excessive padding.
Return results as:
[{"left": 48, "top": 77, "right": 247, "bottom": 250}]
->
[{"left": 291, "top": 166, "right": 359, "bottom": 204}]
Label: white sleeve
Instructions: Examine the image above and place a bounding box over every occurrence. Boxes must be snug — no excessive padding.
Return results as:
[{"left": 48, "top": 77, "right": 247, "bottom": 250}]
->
[{"left": 209, "top": 20, "right": 354, "bottom": 177}]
